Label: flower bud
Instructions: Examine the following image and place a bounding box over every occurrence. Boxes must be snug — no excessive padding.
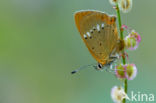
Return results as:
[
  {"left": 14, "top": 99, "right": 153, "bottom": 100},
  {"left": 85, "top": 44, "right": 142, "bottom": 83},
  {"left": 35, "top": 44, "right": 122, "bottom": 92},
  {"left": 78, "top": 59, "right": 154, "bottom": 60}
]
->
[
  {"left": 115, "top": 64, "right": 126, "bottom": 79},
  {"left": 125, "top": 64, "right": 137, "bottom": 80},
  {"left": 115, "top": 63, "right": 138, "bottom": 80},
  {"left": 125, "top": 30, "right": 141, "bottom": 50}
]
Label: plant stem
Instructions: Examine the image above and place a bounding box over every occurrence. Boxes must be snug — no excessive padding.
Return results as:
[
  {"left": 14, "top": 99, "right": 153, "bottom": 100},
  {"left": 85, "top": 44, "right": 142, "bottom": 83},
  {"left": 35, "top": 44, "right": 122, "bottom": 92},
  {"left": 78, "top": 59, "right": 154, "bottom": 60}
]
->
[{"left": 115, "top": 4, "right": 128, "bottom": 103}]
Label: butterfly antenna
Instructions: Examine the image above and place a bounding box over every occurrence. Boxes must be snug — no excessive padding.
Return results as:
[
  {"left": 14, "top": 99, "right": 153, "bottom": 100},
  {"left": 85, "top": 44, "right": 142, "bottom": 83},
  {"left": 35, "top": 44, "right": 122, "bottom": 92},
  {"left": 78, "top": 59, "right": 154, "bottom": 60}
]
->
[{"left": 71, "top": 64, "right": 96, "bottom": 74}]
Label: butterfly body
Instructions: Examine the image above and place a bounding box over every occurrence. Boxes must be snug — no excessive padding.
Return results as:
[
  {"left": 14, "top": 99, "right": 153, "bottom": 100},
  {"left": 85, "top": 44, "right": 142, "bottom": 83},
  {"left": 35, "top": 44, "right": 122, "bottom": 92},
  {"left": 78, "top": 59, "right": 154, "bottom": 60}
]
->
[{"left": 74, "top": 10, "right": 124, "bottom": 72}]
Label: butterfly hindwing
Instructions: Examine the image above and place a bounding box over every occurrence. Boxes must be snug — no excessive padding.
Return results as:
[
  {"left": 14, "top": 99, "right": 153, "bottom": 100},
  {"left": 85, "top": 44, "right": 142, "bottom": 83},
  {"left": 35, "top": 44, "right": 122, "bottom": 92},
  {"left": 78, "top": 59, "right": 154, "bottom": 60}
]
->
[{"left": 75, "top": 10, "right": 119, "bottom": 65}]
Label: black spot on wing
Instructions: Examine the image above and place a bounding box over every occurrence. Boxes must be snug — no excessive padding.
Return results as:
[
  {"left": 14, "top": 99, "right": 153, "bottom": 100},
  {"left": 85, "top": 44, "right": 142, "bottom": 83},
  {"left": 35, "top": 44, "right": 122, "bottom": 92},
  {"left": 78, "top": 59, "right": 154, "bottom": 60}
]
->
[
  {"left": 90, "top": 30, "right": 93, "bottom": 33},
  {"left": 99, "top": 42, "right": 102, "bottom": 46},
  {"left": 112, "top": 29, "right": 114, "bottom": 32}
]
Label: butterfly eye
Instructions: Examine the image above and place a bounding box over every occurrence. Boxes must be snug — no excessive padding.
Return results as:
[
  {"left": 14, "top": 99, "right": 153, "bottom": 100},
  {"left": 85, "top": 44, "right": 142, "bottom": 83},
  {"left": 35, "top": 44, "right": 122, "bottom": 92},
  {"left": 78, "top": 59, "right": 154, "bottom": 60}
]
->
[{"left": 97, "top": 63, "right": 103, "bottom": 69}]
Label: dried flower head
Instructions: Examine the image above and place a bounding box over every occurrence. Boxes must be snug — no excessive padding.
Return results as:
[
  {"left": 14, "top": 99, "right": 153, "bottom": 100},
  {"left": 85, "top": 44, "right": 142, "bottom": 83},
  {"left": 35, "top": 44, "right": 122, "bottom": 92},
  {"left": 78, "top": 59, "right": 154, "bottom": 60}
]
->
[
  {"left": 111, "top": 86, "right": 129, "bottom": 103},
  {"left": 119, "top": 0, "right": 132, "bottom": 13},
  {"left": 109, "top": 0, "right": 119, "bottom": 5},
  {"left": 125, "top": 64, "right": 137, "bottom": 80},
  {"left": 125, "top": 30, "right": 141, "bottom": 50}
]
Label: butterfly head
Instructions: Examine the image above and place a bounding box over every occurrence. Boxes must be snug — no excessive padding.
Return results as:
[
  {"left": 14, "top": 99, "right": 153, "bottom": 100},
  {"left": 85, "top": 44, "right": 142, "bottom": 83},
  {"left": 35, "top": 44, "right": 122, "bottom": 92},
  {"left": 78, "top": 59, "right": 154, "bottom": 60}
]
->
[{"left": 95, "top": 61, "right": 116, "bottom": 71}]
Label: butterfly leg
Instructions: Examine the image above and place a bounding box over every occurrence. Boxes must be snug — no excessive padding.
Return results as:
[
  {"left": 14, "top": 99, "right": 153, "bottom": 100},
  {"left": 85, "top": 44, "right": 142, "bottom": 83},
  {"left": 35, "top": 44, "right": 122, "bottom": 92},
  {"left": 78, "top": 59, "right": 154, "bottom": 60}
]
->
[
  {"left": 110, "top": 53, "right": 119, "bottom": 59},
  {"left": 109, "top": 46, "right": 119, "bottom": 60},
  {"left": 104, "top": 59, "right": 115, "bottom": 73},
  {"left": 105, "top": 53, "right": 120, "bottom": 72}
]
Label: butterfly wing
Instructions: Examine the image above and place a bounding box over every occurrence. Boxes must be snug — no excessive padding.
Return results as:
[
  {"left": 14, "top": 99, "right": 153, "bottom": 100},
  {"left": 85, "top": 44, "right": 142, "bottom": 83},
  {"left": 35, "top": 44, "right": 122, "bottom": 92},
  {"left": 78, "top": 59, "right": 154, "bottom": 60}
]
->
[{"left": 75, "top": 10, "right": 119, "bottom": 65}]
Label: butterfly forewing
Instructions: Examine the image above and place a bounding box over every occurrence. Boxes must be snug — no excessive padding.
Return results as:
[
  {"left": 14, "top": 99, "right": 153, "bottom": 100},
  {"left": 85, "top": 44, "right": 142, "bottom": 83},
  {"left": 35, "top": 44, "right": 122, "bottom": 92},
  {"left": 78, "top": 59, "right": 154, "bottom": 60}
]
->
[{"left": 75, "top": 10, "right": 119, "bottom": 65}]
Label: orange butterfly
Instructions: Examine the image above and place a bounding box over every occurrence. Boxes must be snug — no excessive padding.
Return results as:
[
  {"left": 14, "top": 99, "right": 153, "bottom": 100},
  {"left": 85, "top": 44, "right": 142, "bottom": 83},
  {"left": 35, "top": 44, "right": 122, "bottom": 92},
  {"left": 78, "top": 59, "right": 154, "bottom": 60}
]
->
[{"left": 72, "top": 10, "right": 124, "bottom": 74}]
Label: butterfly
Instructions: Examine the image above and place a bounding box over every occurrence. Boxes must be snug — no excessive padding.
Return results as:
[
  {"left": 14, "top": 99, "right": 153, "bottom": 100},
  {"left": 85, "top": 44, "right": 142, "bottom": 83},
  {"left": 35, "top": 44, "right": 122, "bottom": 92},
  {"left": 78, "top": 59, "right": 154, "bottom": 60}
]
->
[{"left": 71, "top": 10, "right": 124, "bottom": 74}]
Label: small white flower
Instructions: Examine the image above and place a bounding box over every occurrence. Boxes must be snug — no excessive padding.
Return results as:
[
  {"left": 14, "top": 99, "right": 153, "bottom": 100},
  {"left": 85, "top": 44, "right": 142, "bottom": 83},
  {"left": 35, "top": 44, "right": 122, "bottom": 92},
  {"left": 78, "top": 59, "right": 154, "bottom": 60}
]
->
[{"left": 111, "top": 86, "right": 130, "bottom": 103}]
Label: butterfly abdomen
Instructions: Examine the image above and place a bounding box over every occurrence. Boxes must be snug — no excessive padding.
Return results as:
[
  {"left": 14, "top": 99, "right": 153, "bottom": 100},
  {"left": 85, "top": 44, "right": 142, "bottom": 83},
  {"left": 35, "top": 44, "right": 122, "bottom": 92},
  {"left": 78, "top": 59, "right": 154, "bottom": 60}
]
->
[{"left": 117, "top": 39, "right": 125, "bottom": 52}]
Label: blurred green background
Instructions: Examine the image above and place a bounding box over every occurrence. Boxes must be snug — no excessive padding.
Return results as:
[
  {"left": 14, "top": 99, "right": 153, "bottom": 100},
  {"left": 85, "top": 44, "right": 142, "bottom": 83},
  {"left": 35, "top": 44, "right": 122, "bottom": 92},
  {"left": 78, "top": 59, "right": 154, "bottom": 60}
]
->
[{"left": 0, "top": 0, "right": 155, "bottom": 103}]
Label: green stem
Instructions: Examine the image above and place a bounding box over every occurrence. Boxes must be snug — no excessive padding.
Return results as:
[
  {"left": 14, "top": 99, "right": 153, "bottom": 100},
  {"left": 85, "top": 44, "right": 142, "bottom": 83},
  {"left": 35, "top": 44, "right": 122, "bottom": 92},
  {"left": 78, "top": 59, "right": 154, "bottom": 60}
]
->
[
  {"left": 116, "top": 6, "right": 123, "bottom": 40},
  {"left": 115, "top": 4, "right": 128, "bottom": 103}
]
